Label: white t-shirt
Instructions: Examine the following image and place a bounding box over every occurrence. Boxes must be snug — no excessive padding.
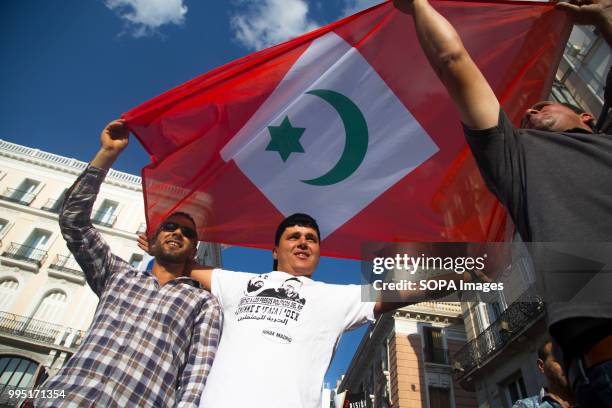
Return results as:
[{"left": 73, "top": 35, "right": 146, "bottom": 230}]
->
[{"left": 199, "top": 269, "right": 376, "bottom": 408}]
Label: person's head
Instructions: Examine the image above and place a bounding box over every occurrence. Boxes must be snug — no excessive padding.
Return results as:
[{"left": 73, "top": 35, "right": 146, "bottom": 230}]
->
[
  {"left": 521, "top": 101, "right": 595, "bottom": 133},
  {"left": 281, "top": 277, "right": 302, "bottom": 297},
  {"left": 536, "top": 340, "right": 570, "bottom": 392},
  {"left": 272, "top": 213, "right": 321, "bottom": 277},
  {"left": 150, "top": 212, "right": 198, "bottom": 265}
]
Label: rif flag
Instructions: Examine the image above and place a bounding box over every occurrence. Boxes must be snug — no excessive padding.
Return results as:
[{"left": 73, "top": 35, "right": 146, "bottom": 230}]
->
[{"left": 123, "top": 0, "right": 571, "bottom": 258}]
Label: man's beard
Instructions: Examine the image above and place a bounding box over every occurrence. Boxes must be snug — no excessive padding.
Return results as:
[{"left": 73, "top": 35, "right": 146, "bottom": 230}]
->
[
  {"left": 153, "top": 245, "right": 191, "bottom": 264},
  {"left": 528, "top": 116, "right": 557, "bottom": 131}
]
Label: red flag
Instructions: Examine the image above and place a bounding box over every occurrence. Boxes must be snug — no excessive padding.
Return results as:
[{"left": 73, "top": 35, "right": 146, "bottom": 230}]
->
[{"left": 123, "top": 0, "right": 571, "bottom": 258}]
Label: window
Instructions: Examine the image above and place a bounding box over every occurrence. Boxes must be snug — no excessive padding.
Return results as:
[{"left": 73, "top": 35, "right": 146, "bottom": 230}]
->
[
  {"left": 31, "top": 290, "right": 67, "bottom": 324},
  {"left": 428, "top": 386, "right": 451, "bottom": 408},
  {"left": 129, "top": 254, "right": 143, "bottom": 269},
  {"left": 15, "top": 229, "right": 51, "bottom": 264},
  {"left": 23, "top": 229, "right": 50, "bottom": 249},
  {"left": 0, "top": 219, "right": 8, "bottom": 239},
  {"left": 0, "top": 279, "right": 19, "bottom": 311},
  {"left": 475, "top": 302, "right": 503, "bottom": 354},
  {"left": 0, "top": 356, "right": 39, "bottom": 402},
  {"left": 43, "top": 188, "right": 67, "bottom": 213},
  {"left": 503, "top": 373, "right": 528, "bottom": 406},
  {"left": 380, "top": 338, "right": 389, "bottom": 372},
  {"left": 93, "top": 199, "right": 118, "bottom": 227},
  {"left": 423, "top": 326, "right": 448, "bottom": 365},
  {"left": 476, "top": 301, "right": 503, "bottom": 332},
  {"left": 9, "top": 179, "right": 40, "bottom": 205},
  {"left": 2, "top": 229, "right": 51, "bottom": 266}
]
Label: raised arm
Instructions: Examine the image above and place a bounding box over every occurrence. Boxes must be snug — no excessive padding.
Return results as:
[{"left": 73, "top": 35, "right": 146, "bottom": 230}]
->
[
  {"left": 91, "top": 119, "right": 129, "bottom": 170},
  {"left": 59, "top": 120, "right": 130, "bottom": 295},
  {"left": 394, "top": 0, "right": 499, "bottom": 130}
]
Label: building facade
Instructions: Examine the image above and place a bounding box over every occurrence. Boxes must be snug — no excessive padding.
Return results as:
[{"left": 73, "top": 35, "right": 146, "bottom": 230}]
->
[
  {"left": 0, "top": 139, "right": 221, "bottom": 406},
  {"left": 451, "top": 240, "right": 547, "bottom": 408},
  {"left": 553, "top": 25, "right": 611, "bottom": 120},
  {"left": 338, "top": 302, "right": 477, "bottom": 408}
]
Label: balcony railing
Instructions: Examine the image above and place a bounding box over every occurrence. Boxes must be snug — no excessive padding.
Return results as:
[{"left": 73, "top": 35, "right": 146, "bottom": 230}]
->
[
  {"left": 0, "top": 188, "right": 36, "bottom": 206},
  {"left": 92, "top": 211, "right": 117, "bottom": 228},
  {"left": 41, "top": 198, "right": 63, "bottom": 213},
  {"left": 452, "top": 287, "right": 544, "bottom": 381},
  {"left": 424, "top": 347, "right": 450, "bottom": 365},
  {"left": 0, "top": 311, "right": 84, "bottom": 348},
  {"left": 1, "top": 243, "right": 48, "bottom": 267},
  {"left": 49, "top": 255, "right": 83, "bottom": 278}
]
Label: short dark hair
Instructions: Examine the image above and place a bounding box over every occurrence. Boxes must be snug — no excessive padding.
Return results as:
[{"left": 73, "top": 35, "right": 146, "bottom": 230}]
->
[
  {"left": 560, "top": 102, "right": 587, "bottom": 115},
  {"left": 537, "top": 339, "right": 552, "bottom": 361},
  {"left": 272, "top": 213, "right": 320, "bottom": 270},
  {"left": 559, "top": 102, "right": 596, "bottom": 129}
]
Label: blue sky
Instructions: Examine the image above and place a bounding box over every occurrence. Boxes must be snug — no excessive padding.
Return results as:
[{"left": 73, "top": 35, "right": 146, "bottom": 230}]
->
[{"left": 1, "top": 0, "right": 382, "bottom": 386}]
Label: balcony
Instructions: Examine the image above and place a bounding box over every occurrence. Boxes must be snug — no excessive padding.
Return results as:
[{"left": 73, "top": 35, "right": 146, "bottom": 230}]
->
[
  {"left": 41, "top": 198, "right": 63, "bottom": 213},
  {"left": 424, "top": 347, "right": 450, "bottom": 365},
  {"left": 0, "top": 311, "right": 84, "bottom": 348},
  {"left": 452, "top": 287, "right": 544, "bottom": 387},
  {"left": 1, "top": 243, "right": 48, "bottom": 267},
  {"left": 91, "top": 210, "right": 117, "bottom": 228},
  {"left": 49, "top": 255, "right": 84, "bottom": 279},
  {"left": 0, "top": 188, "right": 36, "bottom": 206}
]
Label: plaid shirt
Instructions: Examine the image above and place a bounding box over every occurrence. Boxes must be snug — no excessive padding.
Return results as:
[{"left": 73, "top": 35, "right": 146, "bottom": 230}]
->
[{"left": 37, "top": 166, "right": 221, "bottom": 408}]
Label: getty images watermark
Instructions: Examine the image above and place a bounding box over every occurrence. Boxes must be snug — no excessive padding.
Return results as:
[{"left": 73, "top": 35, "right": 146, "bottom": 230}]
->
[
  {"left": 360, "top": 242, "right": 513, "bottom": 302},
  {"left": 370, "top": 252, "right": 503, "bottom": 292},
  {"left": 360, "top": 241, "right": 612, "bottom": 305}
]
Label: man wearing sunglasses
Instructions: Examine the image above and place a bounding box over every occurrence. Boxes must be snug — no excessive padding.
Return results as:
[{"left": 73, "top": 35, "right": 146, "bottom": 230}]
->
[
  {"left": 35, "top": 120, "right": 221, "bottom": 408},
  {"left": 394, "top": 0, "right": 612, "bottom": 405}
]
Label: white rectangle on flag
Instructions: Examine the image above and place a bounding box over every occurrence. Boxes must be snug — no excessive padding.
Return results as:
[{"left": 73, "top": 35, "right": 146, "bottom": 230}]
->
[{"left": 221, "top": 32, "right": 439, "bottom": 239}]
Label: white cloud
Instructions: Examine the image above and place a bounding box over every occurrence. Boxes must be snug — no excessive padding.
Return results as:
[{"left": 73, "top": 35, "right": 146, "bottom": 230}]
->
[
  {"left": 104, "top": 0, "right": 188, "bottom": 38},
  {"left": 342, "top": 0, "right": 382, "bottom": 17},
  {"left": 230, "top": 0, "right": 320, "bottom": 51}
]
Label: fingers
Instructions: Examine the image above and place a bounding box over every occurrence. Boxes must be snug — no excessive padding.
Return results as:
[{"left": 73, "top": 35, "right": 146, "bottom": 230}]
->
[
  {"left": 100, "top": 118, "right": 130, "bottom": 155},
  {"left": 555, "top": 1, "right": 581, "bottom": 11},
  {"left": 105, "top": 119, "right": 129, "bottom": 139},
  {"left": 558, "top": 0, "right": 594, "bottom": 6},
  {"left": 137, "top": 233, "right": 152, "bottom": 254},
  {"left": 108, "top": 118, "right": 126, "bottom": 127},
  {"left": 555, "top": 1, "right": 582, "bottom": 14}
]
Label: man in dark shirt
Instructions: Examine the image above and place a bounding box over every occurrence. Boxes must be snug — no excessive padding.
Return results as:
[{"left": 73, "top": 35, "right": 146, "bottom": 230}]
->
[
  {"left": 394, "top": 0, "right": 612, "bottom": 406},
  {"left": 36, "top": 120, "right": 221, "bottom": 407}
]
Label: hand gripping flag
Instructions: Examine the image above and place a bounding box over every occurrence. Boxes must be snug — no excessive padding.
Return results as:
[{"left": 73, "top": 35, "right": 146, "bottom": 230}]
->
[{"left": 123, "top": 0, "right": 571, "bottom": 258}]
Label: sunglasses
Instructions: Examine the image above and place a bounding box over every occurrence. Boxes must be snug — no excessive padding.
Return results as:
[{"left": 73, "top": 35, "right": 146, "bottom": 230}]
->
[{"left": 159, "top": 222, "right": 198, "bottom": 240}]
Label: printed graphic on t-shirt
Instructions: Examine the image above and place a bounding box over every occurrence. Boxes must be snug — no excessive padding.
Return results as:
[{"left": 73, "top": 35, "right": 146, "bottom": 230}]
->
[{"left": 235, "top": 275, "right": 308, "bottom": 343}]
